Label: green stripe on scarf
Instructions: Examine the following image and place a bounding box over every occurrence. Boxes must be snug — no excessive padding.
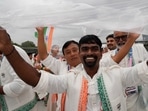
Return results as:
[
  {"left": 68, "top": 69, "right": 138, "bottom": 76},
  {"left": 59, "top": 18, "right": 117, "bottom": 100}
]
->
[
  {"left": 13, "top": 94, "right": 38, "bottom": 111},
  {"left": 97, "top": 74, "right": 113, "bottom": 111},
  {"left": 0, "top": 93, "right": 38, "bottom": 111},
  {"left": 0, "top": 94, "right": 8, "bottom": 111}
]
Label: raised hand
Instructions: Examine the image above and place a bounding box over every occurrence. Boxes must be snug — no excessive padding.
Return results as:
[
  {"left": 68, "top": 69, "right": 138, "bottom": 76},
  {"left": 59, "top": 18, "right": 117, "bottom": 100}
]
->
[
  {"left": 36, "top": 27, "right": 48, "bottom": 60},
  {"left": 128, "top": 32, "right": 140, "bottom": 40},
  {"left": 0, "top": 27, "right": 13, "bottom": 55},
  {"left": 36, "top": 27, "right": 44, "bottom": 34}
]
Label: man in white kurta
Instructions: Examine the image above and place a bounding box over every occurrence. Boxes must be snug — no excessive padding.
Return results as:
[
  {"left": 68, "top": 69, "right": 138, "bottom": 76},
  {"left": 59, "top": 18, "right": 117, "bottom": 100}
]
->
[
  {"left": 101, "top": 31, "right": 148, "bottom": 111},
  {"left": 0, "top": 46, "right": 38, "bottom": 111},
  {"left": 36, "top": 27, "right": 82, "bottom": 111},
  {"left": 42, "top": 45, "right": 82, "bottom": 111}
]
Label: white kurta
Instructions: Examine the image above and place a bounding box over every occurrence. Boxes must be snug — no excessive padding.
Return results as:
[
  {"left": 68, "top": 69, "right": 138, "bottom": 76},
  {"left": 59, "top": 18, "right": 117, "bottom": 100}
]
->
[
  {"left": 101, "top": 43, "right": 148, "bottom": 111},
  {"left": 0, "top": 46, "right": 38, "bottom": 111},
  {"left": 34, "top": 60, "right": 148, "bottom": 111},
  {"left": 41, "top": 54, "right": 83, "bottom": 111}
]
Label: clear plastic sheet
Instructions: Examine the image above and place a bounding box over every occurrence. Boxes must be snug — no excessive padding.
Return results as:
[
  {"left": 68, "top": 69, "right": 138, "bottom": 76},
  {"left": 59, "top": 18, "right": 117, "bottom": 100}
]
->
[{"left": 1, "top": 0, "right": 148, "bottom": 34}]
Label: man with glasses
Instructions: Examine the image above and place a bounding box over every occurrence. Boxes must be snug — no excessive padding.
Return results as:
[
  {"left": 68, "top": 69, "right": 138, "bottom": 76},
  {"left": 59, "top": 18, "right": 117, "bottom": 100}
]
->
[
  {"left": 114, "top": 33, "right": 128, "bottom": 48},
  {"left": 110, "top": 31, "right": 148, "bottom": 111}
]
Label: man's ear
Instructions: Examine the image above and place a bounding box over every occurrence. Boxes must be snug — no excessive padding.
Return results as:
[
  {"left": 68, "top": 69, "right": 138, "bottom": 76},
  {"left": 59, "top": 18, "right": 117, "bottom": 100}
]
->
[
  {"left": 100, "top": 49, "right": 103, "bottom": 60},
  {"left": 100, "top": 48, "right": 103, "bottom": 55},
  {"left": 101, "top": 48, "right": 103, "bottom": 52}
]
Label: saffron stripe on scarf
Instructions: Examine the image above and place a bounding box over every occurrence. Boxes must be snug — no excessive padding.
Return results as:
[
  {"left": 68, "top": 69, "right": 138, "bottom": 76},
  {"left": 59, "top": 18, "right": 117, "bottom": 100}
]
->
[
  {"left": 61, "top": 93, "right": 66, "bottom": 111},
  {"left": 78, "top": 76, "right": 88, "bottom": 111}
]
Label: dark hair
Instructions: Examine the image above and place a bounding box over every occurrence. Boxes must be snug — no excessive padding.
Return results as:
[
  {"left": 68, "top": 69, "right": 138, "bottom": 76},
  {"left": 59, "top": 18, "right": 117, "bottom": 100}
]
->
[
  {"left": 106, "top": 34, "right": 114, "bottom": 40},
  {"left": 79, "top": 34, "right": 102, "bottom": 49},
  {"left": 62, "top": 40, "right": 79, "bottom": 55}
]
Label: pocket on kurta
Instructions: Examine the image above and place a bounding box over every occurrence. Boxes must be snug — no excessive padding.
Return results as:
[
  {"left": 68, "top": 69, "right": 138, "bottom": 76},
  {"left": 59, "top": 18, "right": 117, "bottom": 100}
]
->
[{"left": 110, "top": 94, "right": 126, "bottom": 111}]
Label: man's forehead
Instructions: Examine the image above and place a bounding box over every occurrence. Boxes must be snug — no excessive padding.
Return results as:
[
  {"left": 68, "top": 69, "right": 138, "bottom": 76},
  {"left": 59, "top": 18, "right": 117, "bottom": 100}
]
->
[
  {"left": 114, "top": 31, "right": 128, "bottom": 37},
  {"left": 107, "top": 38, "right": 115, "bottom": 40},
  {"left": 81, "top": 44, "right": 99, "bottom": 47}
]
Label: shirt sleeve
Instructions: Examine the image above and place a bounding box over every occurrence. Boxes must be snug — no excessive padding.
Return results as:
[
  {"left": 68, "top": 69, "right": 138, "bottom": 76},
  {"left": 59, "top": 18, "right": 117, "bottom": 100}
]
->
[
  {"left": 41, "top": 54, "right": 65, "bottom": 74},
  {"left": 100, "top": 55, "right": 117, "bottom": 67},
  {"left": 121, "top": 60, "right": 148, "bottom": 87},
  {"left": 34, "top": 70, "right": 69, "bottom": 94},
  {"left": 3, "top": 78, "right": 27, "bottom": 97}
]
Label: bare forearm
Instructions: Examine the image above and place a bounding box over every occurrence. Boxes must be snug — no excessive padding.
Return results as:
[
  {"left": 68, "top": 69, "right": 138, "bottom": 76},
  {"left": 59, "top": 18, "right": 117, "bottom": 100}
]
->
[
  {"left": 112, "top": 33, "right": 139, "bottom": 63},
  {"left": 113, "top": 38, "right": 136, "bottom": 63},
  {"left": 37, "top": 29, "right": 48, "bottom": 60}
]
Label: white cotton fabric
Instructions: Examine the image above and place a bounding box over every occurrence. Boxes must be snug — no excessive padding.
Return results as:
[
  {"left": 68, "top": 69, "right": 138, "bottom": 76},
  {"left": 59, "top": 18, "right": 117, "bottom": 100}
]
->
[
  {"left": 34, "top": 60, "right": 148, "bottom": 111},
  {"left": 101, "top": 43, "right": 148, "bottom": 111},
  {"left": 1, "top": 0, "right": 148, "bottom": 34}
]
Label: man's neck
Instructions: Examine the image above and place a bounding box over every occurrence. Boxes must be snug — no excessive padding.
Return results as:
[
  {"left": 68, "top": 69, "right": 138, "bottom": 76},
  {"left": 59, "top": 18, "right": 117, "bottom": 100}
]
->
[{"left": 85, "top": 66, "right": 99, "bottom": 78}]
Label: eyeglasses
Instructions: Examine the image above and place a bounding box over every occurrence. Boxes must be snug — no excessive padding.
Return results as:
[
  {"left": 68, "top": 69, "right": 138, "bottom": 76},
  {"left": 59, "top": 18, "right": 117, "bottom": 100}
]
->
[{"left": 114, "top": 35, "right": 127, "bottom": 42}]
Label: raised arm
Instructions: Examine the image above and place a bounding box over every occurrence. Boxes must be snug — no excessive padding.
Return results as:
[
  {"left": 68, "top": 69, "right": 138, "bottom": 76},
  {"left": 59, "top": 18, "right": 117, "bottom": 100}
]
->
[
  {"left": 36, "top": 27, "right": 48, "bottom": 60},
  {"left": 111, "top": 32, "right": 140, "bottom": 63},
  {"left": 0, "top": 27, "right": 40, "bottom": 87}
]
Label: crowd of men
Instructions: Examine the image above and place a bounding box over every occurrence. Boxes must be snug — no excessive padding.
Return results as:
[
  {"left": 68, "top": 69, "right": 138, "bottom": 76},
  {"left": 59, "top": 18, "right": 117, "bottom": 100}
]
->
[{"left": 0, "top": 26, "right": 148, "bottom": 111}]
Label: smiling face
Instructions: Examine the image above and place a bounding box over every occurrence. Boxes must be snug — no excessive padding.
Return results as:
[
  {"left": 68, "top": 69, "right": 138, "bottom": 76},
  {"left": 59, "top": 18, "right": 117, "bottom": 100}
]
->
[
  {"left": 114, "top": 31, "right": 128, "bottom": 48},
  {"left": 79, "top": 35, "right": 103, "bottom": 72},
  {"left": 79, "top": 43, "right": 102, "bottom": 68},
  {"left": 63, "top": 43, "right": 81, "bottom": 67},
  {"left": 106, "top": 37, "right": 117, "bottom": 50},
  {"left": 106, "top": 34, "right": 117, "bottom": 50}
]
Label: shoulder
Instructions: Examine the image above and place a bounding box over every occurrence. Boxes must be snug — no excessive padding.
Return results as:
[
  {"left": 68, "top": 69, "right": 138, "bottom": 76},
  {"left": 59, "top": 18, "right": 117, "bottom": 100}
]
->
[
  {"left": 132, "top": 43, "right": 146, "bottom": 49},
  {"left": 132, "top": 43, "right": 147, "bottom": 55},
  {"left": 102, "top": 50, "right": 116, "bottom": 57},
  {"left": 14, "top": 45, "right": 33, "bottom": 65},
  {"left": 101, "top": 64, "right": 122, "bottom": 74},
  {"left": 14, "top": 45, "right": 27, "bottom": 54}
]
